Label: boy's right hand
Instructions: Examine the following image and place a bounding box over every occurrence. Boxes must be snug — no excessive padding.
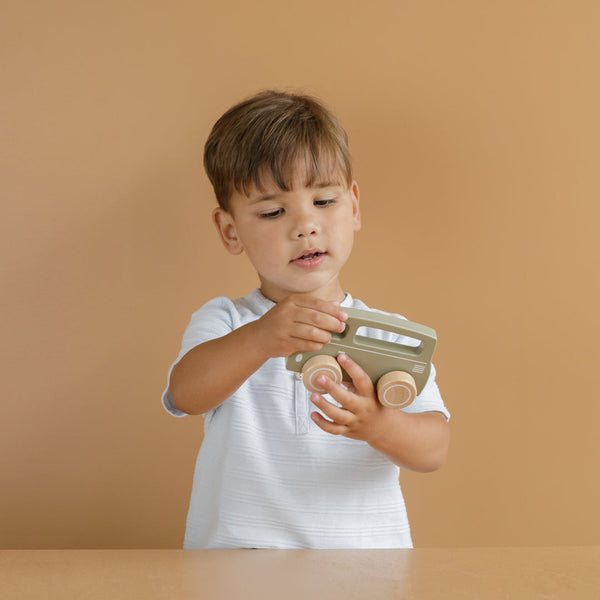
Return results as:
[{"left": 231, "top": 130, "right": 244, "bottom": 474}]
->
[{"left": 254, "top": 294, "right": 348, "bottom": 359}]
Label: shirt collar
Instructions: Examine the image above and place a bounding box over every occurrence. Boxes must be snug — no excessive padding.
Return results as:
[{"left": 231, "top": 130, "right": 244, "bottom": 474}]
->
[{"left": 252, "top": 288, "right": 353, "bottom": 309}]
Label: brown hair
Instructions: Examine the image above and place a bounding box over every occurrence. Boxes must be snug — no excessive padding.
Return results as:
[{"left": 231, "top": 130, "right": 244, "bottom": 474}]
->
[{"left": 204, "top": 90, "right": 353, "bottom": 210}]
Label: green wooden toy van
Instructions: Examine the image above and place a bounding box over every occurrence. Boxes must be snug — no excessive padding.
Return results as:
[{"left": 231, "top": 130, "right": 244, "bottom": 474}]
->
[{"left": 286, "top": 307, "right": 436, "bottom": 408}]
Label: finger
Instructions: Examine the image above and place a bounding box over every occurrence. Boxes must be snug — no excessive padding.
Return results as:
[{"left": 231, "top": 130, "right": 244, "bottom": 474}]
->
[
  {"left": 290, "top": 296, "right": 349, "bottom": 329},
  {"left": 336, "top": 352, "right": 375, "bottom": 397},
  {"left": 312, "top": 374, "right": 357, "bottom": 412},
  {"left": 310, "top": 411, "right": 348, "bottom": 436},
  {"left": 287, "top": 338, "right": 329, "bottom": 354},
  {"left": 310, "top": 392, "right": 353, "bottom": 425},
  {"left": 290, "top": 323, "right": 332, "bottom": 345},
  {"left": 293, "top": 306, "right": 347, "bottom": 334}
]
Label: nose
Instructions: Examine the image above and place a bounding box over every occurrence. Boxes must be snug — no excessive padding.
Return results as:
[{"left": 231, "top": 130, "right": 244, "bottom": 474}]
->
[{"left": 292, "top": 209, "right": 320, "bottom": 239}]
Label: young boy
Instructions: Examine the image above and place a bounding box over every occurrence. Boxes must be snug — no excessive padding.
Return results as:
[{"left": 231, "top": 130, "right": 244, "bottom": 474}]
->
[{"left": 162, "top": 90, "right": 450, "bottom": 549}]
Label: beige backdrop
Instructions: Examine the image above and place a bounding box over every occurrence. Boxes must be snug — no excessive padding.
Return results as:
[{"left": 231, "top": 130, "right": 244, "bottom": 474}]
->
[{"left": 2, "top": 1, "right": 599, "bottom": 549}]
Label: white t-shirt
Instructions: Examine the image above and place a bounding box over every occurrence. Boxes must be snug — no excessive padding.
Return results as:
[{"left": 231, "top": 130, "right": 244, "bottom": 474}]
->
[{"left": 162, "top": 289, "right": 450, "bottom": 549}]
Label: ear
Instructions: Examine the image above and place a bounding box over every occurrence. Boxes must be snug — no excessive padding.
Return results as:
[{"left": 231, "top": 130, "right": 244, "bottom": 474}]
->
[
  {"left": 213, "top": 207, "right": 244, "bottom": 255},
  {"left": 350, "top": 181, "right": 362, "bottom": 232}
]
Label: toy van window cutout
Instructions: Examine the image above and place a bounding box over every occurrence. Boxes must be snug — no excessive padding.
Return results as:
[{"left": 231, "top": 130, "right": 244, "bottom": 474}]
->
[
  {"left": 355, "top": 326, "right": 424, "bottom": 354},
  {"left": 286, "top": 307, "right": 437, "bottom": 409}
]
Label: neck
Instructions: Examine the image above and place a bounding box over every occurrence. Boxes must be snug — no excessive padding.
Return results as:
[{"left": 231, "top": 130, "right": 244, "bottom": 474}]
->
[{"left": 259, "top": 280, "right": 346, "bottom": 304}]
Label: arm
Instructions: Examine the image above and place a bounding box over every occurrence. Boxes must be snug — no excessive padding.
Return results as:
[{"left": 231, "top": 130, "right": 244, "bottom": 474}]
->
[
  {"left": 170, "top": 294, "right": 348, "bottom": 416},
  {"left": 310, "top": 352, "right": 450, "bottom": 472}
]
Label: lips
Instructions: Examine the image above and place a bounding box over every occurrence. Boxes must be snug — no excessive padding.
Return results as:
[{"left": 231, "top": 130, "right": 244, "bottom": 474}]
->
[
  {"left": 292, "top": 249, "right": 325, "bottom": 261},
  {"left": 291, "top": 249, "right": 327, "bottom": 269}
]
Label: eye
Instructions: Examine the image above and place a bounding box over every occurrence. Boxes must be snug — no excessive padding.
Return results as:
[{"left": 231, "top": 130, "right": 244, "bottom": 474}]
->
[
  {"left": 314, "top": 198, "right": 336, "bottom": 207},
  {"left": 259, "top": 208, "right": 284, "bottom": 219}
]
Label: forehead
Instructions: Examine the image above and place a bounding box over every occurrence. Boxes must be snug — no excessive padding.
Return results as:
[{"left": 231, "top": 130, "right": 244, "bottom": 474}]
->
[{"left": 251, "top": 158, "right": 347, "bottom": 196}]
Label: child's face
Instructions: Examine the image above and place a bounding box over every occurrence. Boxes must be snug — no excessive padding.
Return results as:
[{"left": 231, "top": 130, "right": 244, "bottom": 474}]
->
[{"left": 213, "top": 167, "right": 361, "bottom": 302}]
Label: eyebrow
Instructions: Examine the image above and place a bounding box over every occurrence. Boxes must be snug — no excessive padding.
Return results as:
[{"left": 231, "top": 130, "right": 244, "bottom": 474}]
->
[
  {"left": 249, "top": 193, "right": 281, "bottom": 204},
  {"left": 313, "top": 180, "right": 342, "bottom": 189},
  {"left": 249, "top": 181, "right": 342, "bottom": 204}
]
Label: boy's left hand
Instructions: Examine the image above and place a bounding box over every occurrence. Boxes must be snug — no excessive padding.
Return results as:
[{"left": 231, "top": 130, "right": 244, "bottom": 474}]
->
[{"left": 309, "top": 352, "right": 387, "bottom": 442}]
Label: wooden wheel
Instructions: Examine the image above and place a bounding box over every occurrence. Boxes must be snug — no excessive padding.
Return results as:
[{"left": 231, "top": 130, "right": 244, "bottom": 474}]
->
[
  {"left": 376, "top": 371, "right": 417, "bottom": 408},
  {"left": 301, "top": 355, "right": 342, "bottom": 393}
]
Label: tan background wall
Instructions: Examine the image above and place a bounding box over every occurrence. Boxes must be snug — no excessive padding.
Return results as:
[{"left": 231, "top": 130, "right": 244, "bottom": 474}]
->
[{"left": 2, "top": 1, "right": 599, "bottom": 549}]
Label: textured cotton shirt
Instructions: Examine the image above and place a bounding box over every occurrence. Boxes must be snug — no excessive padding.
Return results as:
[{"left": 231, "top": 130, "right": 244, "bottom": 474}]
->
[{"left": 162, "top": 288, "right": 450, "bottom": 549}]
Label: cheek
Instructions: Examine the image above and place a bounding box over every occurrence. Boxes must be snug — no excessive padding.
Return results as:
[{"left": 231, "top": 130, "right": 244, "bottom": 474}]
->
[
  {"left": 332, "top": 217, "right": 357, "bottom": 247},
  {"left": 242, "top": 232, "right": 282, "bottom": 267}
]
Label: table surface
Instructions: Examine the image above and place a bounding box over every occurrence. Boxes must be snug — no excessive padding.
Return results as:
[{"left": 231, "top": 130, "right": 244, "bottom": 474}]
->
[{"left": 1, "top": 547, "right": 599, "bottom": 599}]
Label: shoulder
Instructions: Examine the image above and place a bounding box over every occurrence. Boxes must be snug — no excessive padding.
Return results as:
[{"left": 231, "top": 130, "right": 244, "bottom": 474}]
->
[
  {"left": 189, "top": 288, "right": 272, "bottom": 328},
  {"left": 186, "top": 296, "right": 237, "bottom": 333}
]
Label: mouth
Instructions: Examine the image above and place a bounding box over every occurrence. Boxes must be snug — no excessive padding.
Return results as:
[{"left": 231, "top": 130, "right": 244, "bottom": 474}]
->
[
  {"left": 292, "top": 249, "right": 326, "bottom": 262},
  {"left": 291, "top": 249, "right": 327, "bottom": 269}
]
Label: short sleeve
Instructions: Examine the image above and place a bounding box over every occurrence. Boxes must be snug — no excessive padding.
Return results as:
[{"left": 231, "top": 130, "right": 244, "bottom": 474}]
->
[
  {"left": 401, "top": 362, "right": 450, "bottom": 421},
  {"left": 161, "top": 296, "right": 237, "bottom": 418}
]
